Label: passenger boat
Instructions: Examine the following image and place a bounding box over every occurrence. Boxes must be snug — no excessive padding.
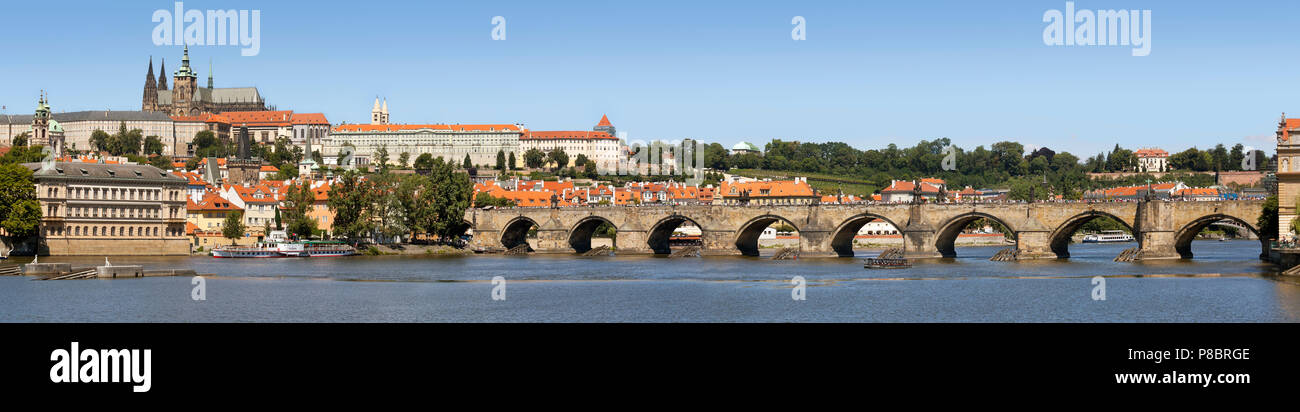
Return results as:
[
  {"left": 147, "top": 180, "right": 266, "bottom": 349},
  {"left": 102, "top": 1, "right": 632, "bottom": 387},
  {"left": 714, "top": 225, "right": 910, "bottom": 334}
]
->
[
  {"left": 211, "top": 244, "right": 285, "bottom": 258},
  {"left": 864, "top": 257, "right": 912, "bottom": 269},
  {"left": 279, "top": 241, "right": 357, "bottom": 257},
  {"left": 211, "top": 231, "right": 357, "bottom": 258},
  {"left": 1081, "top": 230, "right": 1135, "bottom": 243}
]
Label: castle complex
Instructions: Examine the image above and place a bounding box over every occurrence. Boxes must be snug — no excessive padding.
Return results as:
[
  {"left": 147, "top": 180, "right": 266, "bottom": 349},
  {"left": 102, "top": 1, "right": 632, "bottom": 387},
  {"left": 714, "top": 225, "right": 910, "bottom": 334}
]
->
[{"left": 141, "top": 46, "right": 267, "bottom": 116}]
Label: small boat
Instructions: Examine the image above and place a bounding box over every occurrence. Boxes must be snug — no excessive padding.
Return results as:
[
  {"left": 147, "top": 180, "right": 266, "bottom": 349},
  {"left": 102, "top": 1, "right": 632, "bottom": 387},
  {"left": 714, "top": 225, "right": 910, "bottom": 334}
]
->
[
  {"left": 864, "top": 257, "right": 912, "bottom": 269},
  {"left": 1082, "top": 230, "right": 1135, "bottom": 243}
]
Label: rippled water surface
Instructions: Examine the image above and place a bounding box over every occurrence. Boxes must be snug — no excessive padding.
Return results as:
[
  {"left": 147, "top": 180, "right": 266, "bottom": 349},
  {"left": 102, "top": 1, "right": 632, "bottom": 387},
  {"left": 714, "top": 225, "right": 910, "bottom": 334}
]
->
[{"left": 2, "top": 240, "right": 1297, "bottom": 322}]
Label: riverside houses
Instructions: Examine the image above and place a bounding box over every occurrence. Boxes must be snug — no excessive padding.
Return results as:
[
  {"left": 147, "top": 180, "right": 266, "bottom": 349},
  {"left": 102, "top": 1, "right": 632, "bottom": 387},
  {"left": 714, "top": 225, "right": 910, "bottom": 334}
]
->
[{"left": 24, "top": 162, "right": 190, "bottom": 255}]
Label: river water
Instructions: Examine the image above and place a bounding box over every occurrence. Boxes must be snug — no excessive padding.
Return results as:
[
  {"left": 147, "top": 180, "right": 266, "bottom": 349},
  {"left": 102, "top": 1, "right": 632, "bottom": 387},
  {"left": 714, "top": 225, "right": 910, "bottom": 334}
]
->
[{"left": 2, "top": 240, "right": 1297, "bottom": 322}]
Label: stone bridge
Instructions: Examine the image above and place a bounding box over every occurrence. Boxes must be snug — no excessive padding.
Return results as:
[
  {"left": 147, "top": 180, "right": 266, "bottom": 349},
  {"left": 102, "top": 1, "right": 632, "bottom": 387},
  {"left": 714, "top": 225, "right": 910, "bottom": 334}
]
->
[{"left": 464, "top": 200, "right": 1266, "bottom": 260}]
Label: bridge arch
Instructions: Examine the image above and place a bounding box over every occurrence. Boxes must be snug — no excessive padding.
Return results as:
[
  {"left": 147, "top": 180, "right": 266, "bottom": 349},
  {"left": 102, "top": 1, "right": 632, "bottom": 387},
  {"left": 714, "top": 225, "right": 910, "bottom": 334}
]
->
[
  {"left": 829, "top": 213, "right": 905, "bottom": 257},
  {"left": 500, "top": 216, "right": 539, "bottom": 251},
  {"left": 734, "top": 214, "right": 799, "bottom": 257},
  {"left": 1049, "top": 211, "right": 1135, "bottom": 258},
  {"left": 647, "top": 214, "right": 704, "bottom": 254},
  {"left": 934, "top": 212, "right": 1016, "bottom": 258},
  {"left": 568, "top": 216, "right": 616, "bottom": 253},
  {"left": 1173, "top": 214, "right": 1263, "bottom": 259}
]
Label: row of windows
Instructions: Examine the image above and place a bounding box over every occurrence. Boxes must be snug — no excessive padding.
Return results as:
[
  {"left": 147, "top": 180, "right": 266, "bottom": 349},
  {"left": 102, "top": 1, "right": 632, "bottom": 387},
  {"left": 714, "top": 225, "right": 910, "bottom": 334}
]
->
[
  {"left": 61, "top": 186, "right": 178, "bottom": 201},
  {"left": 66, "top": 205, "right": 166, "bottom": 219},
  {"left": 46, "top": 225, "right": 181, "bottom": 238}
]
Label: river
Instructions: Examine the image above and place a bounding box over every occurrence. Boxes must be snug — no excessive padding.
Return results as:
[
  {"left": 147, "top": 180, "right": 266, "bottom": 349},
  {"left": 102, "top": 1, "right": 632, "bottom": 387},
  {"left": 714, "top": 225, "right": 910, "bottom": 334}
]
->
[{"left": 2, "top": 240, "right": 1297, "bottom": 322}]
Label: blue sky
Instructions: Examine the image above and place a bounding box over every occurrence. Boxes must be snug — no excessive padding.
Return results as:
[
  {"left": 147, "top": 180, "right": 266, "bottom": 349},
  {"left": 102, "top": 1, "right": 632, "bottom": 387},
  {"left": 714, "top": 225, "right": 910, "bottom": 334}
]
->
[{"left": 1, "top": 0, "right": 1297, "bottom": 156}]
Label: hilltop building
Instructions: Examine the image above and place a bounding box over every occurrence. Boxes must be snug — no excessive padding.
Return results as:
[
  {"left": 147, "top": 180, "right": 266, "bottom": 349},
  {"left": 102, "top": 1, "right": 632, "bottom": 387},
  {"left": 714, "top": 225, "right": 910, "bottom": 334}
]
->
[{"left": 141, "top": 46, "right": 267, "bottom": 116}]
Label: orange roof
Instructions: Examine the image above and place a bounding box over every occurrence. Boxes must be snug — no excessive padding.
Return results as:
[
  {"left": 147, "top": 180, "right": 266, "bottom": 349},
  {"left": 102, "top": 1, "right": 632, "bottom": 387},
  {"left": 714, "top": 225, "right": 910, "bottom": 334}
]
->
[
  {"left": 189, "top": 192, "right": 242, "bottom": 212},
  {"left": 222, "top": 110, "right": 295, "bottom": 127},
  {"left": 185, "top": 222, "right": 200, "bottom": 235},
  {"left": 597, "top": 114, "right": 612, "bottom": 127},
  {"left": 718, "top": 180, "right": 815, "bottom": 198},
  {"left": 290, "top": 113, "right": 329, "bottom": 125},
  {"left": 332, "top": 124, "right": 521, "bottom": 133},
  {"left": 881, "top": 180, "right": 942, "bottom": 194},
  {"left": 1134, "top": 148, "right": 1168, "bottom": 158},
  {"left": 1176, "top": 188, "right": 1219, "bottom": 196},
  {"left": 520, "top": 130, "right": 617, "bottom": 140},
  {"left": 260, "top": 165, "right": 280, "bottom": 172},
  {"left": 171, "top": 113, "right": 231, "bottom": 124}
]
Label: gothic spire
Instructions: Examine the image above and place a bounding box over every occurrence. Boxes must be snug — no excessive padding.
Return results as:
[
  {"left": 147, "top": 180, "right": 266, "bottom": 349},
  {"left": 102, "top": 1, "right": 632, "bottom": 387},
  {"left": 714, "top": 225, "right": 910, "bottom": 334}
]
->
[
  {"left": 207, "top": 58, "right": 214, "bottom": 89},
  {"left": 158, "top": 58, "right": 168, "bottom": 90},
  {"left": 145, "top": 57, "right": 156, "bottom": 90}
]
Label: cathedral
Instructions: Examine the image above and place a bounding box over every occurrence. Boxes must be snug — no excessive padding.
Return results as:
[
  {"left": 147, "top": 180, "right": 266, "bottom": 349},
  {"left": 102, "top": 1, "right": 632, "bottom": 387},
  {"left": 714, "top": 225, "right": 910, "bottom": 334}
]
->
[{"left": 141, "top": 46, "right": 268, "bottom": 116}]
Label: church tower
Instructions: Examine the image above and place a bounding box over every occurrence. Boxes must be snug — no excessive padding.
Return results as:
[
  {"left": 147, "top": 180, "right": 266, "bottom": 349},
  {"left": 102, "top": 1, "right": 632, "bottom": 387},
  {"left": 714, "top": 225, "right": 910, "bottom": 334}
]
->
[
  {"left": 31, "top": 91, "right": 50, "bottom": 147},
  {"left": 158, "top": 59, "right": 168, "bottom": 91},
  {"left": 142, "top": 57, "right": 158, "bottom": 111},
  {"left": 381, "top": 99, "right": 389, "bottom": 124},
  {"left": 171, "top": 45, "right": 199, "bottom": 116},
  {"left": 371, "top": 98, "right": 384, "bottom": 125}
]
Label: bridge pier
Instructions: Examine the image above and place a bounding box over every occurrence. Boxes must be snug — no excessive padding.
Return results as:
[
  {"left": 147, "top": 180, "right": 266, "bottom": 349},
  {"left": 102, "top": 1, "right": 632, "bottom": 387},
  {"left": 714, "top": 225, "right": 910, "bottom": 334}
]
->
[
  {"left": 901, "top": 229, "right": 942, "bottom": 258},
  {"left": 1136, "top": 230, "right": 1182, "bottom": 260},
  {"left": 1013, "top": 230, "right": 1055, "bottom": 260},
  {"left": 616, "top": 229, "right": 652, "bottom": 254},
  {"left": 798, "top": 229, "right": 835, "bottom": 257}
]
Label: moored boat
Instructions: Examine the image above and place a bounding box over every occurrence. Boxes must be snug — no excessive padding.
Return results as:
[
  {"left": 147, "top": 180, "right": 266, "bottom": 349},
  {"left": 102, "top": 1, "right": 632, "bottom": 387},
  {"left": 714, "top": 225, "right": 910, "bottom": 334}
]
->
[{"left": 1082, "top": 230, "right": 1135, "bottom": 243}]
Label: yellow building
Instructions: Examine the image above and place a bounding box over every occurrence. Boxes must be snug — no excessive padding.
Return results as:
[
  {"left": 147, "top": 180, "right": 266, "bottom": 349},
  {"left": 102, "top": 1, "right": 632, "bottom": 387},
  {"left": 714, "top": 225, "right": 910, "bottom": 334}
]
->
[{"left": 1277, "top": 115, "right": 1300, "bottom": 237}]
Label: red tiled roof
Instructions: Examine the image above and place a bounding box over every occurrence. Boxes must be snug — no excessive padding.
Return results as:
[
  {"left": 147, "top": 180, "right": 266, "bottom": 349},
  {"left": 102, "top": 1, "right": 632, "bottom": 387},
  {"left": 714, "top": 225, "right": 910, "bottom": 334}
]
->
[
  {"left": 222, "top": 110, "right": 295, "bottom": 127},
  {"left": 290, "top": 113, "right": 329, "bottom": 125},
  {"left": 597, "top": 114, "right": 612, "bottom": 127},
  {"left": 332, "top": 124, "right": 521, "bottom": 133},
  {"left": 520, "top": 130, "right": 617, "bottom": 140},
  {"left": 1135, "top": 148, "right": 1168, "bottom": 158}
]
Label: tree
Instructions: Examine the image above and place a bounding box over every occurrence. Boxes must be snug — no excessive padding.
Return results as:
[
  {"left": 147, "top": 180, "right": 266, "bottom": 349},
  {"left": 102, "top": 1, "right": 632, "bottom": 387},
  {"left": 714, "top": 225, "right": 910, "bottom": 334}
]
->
[
  {"left": 508, "top": 152, "right": 516, "bottom": 170},
  {"left": 375, "top": 145, "right": 390, "bottom": 171},
  {"left": 90, "top": 129, "right": 111, "bottom": 152},
  {"left": 411, "top": 158, "right": 473, "bottom": 243},
  {"left": 143, "top": 136, "right": 164, "bottom": 156},
  {"left": 12, "top": 132, "right": 30, "bottom": 147},
  {"left": 0, "top": 163, "right": 40, "bottom": 239},
  {"left": 222, "top": 211, "right": 246, "bottom": 245},
  {"left": 327, "top": 170, "right": 374, "bottom": 242},
  {"left": 549, "top": 149, "right": 569, "bottom": 170},
  {"left": 463, "top": 154, "right": 473, "bottom": 169},
  {"left": 524, "top": 148, "right": 546, "bottom": 169},
  {"left": 475, "top": 191, "right": 515, "bottom": 207},
  {"left": 413, "top": 153, "right": 435, "bottom": 173},
  {"left": 496, "top": 150, "right": 507, "bottom": 171},
  {"left": 1260, "top": 195, "right": 1279, "bottom": 241},
  {"left": 282, "top": 180, "right": 319, "bottom": 239},
  {"left": 398, "top": 152, "right": 410, "bottom": 169},
  {"left": 149, "top": 155, "right": 173, "bottom": 170}
]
